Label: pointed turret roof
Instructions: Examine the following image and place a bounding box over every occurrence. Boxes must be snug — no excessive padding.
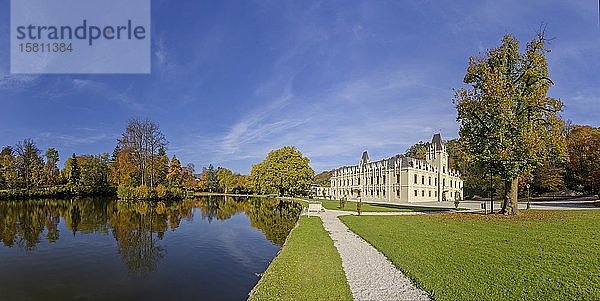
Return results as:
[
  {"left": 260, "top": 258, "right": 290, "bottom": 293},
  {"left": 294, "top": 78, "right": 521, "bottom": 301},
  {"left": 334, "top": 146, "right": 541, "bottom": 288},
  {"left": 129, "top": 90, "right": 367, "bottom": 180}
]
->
[
  {"left": 360, "top": 151, "right": 369, "bottom": 164},
  {"left": 431, "top": 133, "right": 443, "bottom": 150}
]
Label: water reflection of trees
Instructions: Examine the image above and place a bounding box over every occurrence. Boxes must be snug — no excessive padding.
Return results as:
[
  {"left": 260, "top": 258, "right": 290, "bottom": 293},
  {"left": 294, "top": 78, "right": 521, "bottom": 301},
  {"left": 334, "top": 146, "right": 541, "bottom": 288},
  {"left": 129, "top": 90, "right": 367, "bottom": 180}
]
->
[
  {"left": 195, "top": 196, "right": 303, "bottom": 245},
  {"left": 0, "top": 197, "right": 301, "bottom": 273}
]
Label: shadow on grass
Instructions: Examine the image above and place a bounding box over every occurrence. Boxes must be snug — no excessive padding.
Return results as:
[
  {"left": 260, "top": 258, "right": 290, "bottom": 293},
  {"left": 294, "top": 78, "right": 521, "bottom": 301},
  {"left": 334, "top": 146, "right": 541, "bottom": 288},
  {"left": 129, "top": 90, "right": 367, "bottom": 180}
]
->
[{"left": 363, "top": 203, "right": 448, "bottom": 212}]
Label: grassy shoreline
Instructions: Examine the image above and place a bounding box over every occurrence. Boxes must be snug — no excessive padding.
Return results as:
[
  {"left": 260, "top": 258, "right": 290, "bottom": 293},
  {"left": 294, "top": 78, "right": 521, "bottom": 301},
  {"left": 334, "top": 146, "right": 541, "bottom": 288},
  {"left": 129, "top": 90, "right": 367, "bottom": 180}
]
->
[
  {"left": 249, "top": 216, "right": 352, "bottom": 301},
  {"left": 340, "top": 211, "right": 600, "bottom": 300}
]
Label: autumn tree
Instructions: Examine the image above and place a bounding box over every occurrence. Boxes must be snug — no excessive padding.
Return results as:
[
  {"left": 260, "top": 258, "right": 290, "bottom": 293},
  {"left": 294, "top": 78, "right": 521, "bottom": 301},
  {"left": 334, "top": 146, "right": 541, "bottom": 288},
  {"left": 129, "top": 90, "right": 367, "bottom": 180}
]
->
[
  {"left": 454, "top": 31, "right": 566, "bottom": 214},
  {"left": 566, "top": 125, "right": 600, "bottom": 194},
  {"left": 110, "top": 146, "right": 138, "bottom": 187},
  {"left": 530, "top": 161, "right": 565, "bottom": 194},
  {"left": 249, "top": 146, "right": 314, "bottom": 196},
  {"left": 182, "top": 163, "right": 196, "bottom": 189},
  {"left": 405, "top": 141, "right": 430, "bottom": 160},
  {"left": 117, "top": 118, "right": 168, "bottom": 188},
  {"left": 0, "top": 146, "right": 18, "bottom": 189},
  {"left": 44, "top": 148, "right": 60, "bottom": 186},
  {"left": 166, "top": 155, "right": 183, "bottom": 187},
  {"left": 15, "top": 139, "right": 44, "bottom": 189}
]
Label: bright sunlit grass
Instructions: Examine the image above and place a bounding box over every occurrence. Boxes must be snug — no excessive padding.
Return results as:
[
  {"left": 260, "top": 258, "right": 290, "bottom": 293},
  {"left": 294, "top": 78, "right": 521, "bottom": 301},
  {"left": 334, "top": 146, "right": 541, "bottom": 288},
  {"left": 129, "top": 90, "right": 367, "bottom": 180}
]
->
[
  {"left": 250, "top": 216, "right": 352, "bottom": 301},
  {"left": 341, "top": 210, "right": 600, "bottom": 301}
]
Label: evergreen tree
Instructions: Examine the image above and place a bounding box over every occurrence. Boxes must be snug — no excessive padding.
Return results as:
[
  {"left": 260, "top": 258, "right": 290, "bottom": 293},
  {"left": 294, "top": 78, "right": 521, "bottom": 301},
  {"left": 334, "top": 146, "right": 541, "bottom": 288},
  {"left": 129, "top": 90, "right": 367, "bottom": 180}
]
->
[{"left": 68, "top": 154, "right": 81, "bottom": 187}]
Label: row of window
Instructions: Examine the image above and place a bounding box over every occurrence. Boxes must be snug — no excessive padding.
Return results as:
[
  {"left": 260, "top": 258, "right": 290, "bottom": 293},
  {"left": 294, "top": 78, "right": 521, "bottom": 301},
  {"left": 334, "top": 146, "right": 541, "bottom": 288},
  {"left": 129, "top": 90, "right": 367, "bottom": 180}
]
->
[
  {"left": 333, "top": 175, "right": 461, "bottom": 189},
  {"left": 332, "top": 188, "right": 461, "bottom": 200}
]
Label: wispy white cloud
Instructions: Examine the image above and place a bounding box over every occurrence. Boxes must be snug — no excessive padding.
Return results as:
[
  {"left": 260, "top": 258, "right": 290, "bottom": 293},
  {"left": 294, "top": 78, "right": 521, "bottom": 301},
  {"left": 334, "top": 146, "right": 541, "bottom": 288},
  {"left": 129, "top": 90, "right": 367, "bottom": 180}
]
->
[
  {"left": 36, "top": 78, "right": 146, "bottom": 111},
  {"left": 206, "top": 65, "right": 459, "bottom": 173}
]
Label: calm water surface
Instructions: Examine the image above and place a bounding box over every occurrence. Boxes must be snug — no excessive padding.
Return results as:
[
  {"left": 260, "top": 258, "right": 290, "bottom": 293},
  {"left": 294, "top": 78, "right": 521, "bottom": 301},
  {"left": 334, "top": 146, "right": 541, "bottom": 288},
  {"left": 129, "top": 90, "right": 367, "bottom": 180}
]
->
[{"left": 0, "top": 196, "right": 301, "bottom": 301}]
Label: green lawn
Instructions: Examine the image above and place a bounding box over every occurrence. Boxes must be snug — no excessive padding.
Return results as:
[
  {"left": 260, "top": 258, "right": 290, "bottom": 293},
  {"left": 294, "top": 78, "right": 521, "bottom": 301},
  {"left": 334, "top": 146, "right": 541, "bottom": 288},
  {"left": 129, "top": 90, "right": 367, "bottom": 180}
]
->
[
  {"left": 250, "top": 216, "right": 352, "bottom": 301},
  {"left": 317, "top": 198, "right": 446, "bottom": 212},
  {"left": 340, "top": 211, "right": 600, "bottom": 301}
]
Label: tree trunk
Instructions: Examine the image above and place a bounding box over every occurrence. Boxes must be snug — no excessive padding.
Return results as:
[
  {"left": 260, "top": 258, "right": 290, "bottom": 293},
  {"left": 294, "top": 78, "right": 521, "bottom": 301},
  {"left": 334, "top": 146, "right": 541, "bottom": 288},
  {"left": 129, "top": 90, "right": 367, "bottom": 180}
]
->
[
  {"left": 509, "top": 177, "right": 520, "bottom": 215},
  {"left": 499, "top": 178, "right": 520, "bottom": 215}
]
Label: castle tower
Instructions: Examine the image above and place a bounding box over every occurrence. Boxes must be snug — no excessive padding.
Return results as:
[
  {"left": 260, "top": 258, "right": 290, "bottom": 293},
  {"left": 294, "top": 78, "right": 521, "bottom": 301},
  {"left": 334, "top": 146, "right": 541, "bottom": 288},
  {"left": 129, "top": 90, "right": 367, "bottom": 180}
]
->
[{"left": 427, "top": 133, "right": 448, "bottom": 201}]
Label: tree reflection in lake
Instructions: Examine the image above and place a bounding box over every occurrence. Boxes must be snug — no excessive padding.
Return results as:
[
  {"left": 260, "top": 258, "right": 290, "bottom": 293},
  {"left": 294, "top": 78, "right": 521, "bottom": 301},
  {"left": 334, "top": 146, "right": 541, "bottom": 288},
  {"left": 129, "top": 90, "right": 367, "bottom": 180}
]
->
[{"left": 0, "top": 196, "right": 301, "bottom": 275}]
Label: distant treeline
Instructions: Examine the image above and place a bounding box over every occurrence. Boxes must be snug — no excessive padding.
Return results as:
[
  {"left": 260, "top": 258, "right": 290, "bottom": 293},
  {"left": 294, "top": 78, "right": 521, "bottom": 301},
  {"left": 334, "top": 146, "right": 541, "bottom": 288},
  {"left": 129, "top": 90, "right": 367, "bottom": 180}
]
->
[{"left": 0, "top": 118, "right": 316, "bottom": 201}]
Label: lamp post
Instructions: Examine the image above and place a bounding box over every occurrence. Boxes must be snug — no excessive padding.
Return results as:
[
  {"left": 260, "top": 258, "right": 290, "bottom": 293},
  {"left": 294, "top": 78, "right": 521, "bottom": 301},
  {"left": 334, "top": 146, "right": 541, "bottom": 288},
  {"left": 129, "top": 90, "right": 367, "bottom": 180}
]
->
[
  {"left": 489, "top": 166, "right": 493, "bottom": 214},
  {"left": 526, "top": 184, "right": 531, "bottom": 210}
]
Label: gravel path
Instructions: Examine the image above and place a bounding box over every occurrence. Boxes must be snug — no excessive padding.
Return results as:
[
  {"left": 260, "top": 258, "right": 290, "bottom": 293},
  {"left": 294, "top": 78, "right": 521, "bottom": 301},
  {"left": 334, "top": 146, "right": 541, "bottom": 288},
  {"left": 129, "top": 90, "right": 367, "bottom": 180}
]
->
[{"left": 318, "top": 210, "right": 430, "bottom": 301}]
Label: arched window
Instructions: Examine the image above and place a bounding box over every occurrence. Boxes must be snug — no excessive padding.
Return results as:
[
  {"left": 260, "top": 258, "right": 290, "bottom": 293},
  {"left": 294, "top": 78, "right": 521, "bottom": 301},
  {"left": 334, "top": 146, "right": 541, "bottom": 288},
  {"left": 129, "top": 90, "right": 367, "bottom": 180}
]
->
[
  {"left": 414, "top": 190, "right": 418, "bottom": 196},
  {"left": 422, "top": 175, "right": 425, "bottom": 184},
  {"left": 414, "top": 174, "right": 418, "bottom": 184},
  {"left": 429, "top": 177, "right": 432, "bottom": 185}
]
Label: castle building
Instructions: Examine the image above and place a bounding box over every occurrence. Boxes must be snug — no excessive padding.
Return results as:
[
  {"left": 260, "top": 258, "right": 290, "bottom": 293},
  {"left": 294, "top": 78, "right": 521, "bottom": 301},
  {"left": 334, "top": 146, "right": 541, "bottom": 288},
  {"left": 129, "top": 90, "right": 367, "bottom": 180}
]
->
[{"left": 330, "top": 134, "right": 463, "bottom": 203}]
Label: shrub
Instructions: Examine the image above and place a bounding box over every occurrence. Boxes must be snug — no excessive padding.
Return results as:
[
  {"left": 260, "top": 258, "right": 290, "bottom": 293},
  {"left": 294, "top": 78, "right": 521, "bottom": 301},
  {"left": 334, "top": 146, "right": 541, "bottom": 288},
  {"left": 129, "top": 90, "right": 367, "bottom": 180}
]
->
[
  {"left": 168, "top": 187, "right": 185, "bottom": 199},
  {"left": 339, "top": 196, "right": 347, "bottom": 209},
  {"left": 136, "top": 184, "right": 150, "bottom": 200},
  {"left": 117, "top": 185, "right": 135, "bottom": 200},
  {"left": 156, "top": 184, "right": 167, "bottom": 199}
]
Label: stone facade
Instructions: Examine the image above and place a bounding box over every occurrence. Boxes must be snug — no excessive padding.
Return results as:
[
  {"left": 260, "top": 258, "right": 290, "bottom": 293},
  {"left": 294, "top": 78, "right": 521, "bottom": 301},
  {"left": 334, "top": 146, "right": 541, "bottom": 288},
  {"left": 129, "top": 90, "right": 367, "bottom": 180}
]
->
[{"left": 330, "top": 134, "right": 463, "bottom": 203}]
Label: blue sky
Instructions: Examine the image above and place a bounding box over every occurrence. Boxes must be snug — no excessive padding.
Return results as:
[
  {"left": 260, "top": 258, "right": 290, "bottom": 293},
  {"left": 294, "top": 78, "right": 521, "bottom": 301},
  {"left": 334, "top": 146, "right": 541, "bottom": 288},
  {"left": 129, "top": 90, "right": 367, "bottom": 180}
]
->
[{"left": 1, "top": 0, "right": 599, "bottom": 174}]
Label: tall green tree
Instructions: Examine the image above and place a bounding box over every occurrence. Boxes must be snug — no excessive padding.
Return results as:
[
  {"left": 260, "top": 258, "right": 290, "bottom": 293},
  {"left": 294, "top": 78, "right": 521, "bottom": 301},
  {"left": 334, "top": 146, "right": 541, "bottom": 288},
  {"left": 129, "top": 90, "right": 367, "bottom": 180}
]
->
[
  {"left": 153, "top": 147, "right": 170, "bottom": 186},
  {"left": 200, "top": 165, "right": 219, "bottom": 192},
  {"left": 454, "top": 32, "right": 566, "bottom": 214},
  {"left": 78, "top": 154, "right": 110, "bottom": 189},
  {"left": 66, "top": 154, "right": 81, "bottom": 187},
  {"left": 249, "top": 146, "right": 314, "bottom": 196},
  {"left": 216, "top": 167, "right": 236, "bottom": 194}
]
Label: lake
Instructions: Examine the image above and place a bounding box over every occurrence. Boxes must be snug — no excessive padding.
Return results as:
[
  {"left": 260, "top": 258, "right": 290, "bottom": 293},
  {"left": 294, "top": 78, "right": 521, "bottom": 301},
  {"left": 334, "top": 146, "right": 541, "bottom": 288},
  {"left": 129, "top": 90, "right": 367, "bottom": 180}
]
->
[{"left": 0, "top": 196, "right": 302, "bottom": 301}]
